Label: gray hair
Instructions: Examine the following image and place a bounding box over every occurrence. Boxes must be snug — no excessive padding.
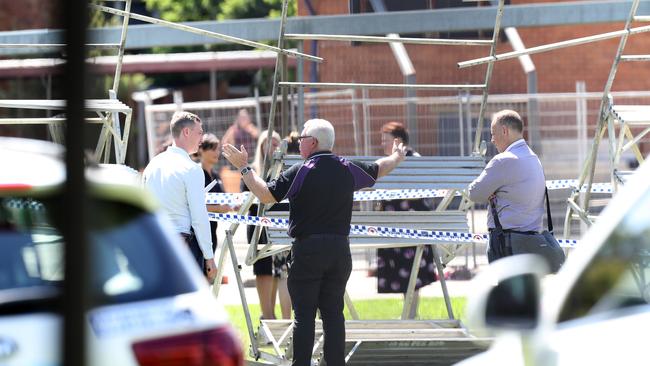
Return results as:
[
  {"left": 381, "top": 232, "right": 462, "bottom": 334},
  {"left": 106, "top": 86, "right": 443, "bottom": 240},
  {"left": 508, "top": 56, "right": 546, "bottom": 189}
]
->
[
  {"left": 170, "top": 111, "right": 201, "bottom": 138},
  {"left": 303, "top": 118, "right": 335, "bottom": 151}
]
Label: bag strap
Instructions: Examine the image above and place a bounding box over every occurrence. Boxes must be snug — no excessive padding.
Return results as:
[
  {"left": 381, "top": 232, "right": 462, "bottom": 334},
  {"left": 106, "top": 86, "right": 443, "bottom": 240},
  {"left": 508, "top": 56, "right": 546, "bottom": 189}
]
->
[
  {"left": 490, "top": 187, "right": 552, "bottom": 233},
  {"left": 489, "top": 196, "right": 503, "bottom": 230},
  {"left": 545, "top": 187, "right": 554, "bottom": 233},
  {"left": 490, "top": 190, "right": 552, "bottom": 233}
]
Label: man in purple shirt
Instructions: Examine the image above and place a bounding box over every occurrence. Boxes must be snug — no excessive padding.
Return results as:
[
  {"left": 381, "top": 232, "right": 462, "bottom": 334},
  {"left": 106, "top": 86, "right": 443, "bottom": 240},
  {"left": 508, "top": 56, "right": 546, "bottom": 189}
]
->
[
  {"left": 223, "top": 118, "right": 406, "bottom": 366},
  {"left": 468, "top": 110, "right": 546, "bottom": 262}
]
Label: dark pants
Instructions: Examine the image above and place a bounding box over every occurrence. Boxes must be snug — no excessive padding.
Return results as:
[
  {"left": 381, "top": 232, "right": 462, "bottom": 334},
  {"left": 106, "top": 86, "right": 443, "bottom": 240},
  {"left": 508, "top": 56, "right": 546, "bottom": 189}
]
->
[
  {"left": 487, "top": 229, "right": 508, "bottom": 263},
  {"left": 288, "top": 234, "right": 352, "bottom": 366},
  {"left": 487, "top": 229, "right": 538, "bottom": 263},
  {"left": 181, "top": 231, "right": 205, "bottom": 273}
]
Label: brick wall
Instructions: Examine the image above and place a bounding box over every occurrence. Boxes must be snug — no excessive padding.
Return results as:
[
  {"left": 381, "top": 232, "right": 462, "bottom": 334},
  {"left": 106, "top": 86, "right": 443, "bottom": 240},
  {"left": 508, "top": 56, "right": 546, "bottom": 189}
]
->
[
  {"left": 297, "top": 0, "right": 650, "bottom": 94},
  {"left": 0, "top": 0, "right": 61, "bottom": 31}
]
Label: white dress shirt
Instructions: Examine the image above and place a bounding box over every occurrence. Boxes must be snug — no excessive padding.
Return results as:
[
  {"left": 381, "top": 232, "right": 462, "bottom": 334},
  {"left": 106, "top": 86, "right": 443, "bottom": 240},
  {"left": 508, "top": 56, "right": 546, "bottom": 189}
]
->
[
  {"left": 142, "top": 145, "right": 214, "bottom": 259},
  {"left": 468, "top": 139, "right": 545, "bottom": 232}
]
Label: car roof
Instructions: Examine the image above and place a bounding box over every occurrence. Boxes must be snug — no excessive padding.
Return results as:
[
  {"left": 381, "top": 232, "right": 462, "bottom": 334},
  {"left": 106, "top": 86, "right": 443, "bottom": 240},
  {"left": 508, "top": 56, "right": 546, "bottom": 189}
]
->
[
  {"left": 0, "top": 137, "right": 157, "bottom": 212},
  {"left": 0, "top": 137, "right": 65, "bottom": 193}
]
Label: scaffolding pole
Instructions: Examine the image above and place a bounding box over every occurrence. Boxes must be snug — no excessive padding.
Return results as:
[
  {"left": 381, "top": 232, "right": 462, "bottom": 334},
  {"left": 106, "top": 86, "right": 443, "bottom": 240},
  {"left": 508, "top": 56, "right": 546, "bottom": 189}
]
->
[
  {"left": 285, "top": 33, "right": 493, "bottom": 46},
  {"left": 458, "top": 24, "right": 650, "bottom": 69},
  {"left": 280, "top": 81, "right": 485, "bottom": 90},
  {"left": 91, "top": 4, "right": 322, "bottom": 63},
  {"left": 563, "top": 0, "right": 643, "bottom": 237},
  {"left": 472, "top": 0, "right": 505, "bottom": 153}
]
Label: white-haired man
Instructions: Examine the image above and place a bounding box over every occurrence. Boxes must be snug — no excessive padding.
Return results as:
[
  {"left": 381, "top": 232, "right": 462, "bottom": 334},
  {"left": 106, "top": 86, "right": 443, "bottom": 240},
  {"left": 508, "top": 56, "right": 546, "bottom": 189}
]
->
[
  {"left": 143, "top": 111, "right": 217, "bottom": 283},
  {"left": 223, "top": 119, "right": 406, "bottom": 366}
]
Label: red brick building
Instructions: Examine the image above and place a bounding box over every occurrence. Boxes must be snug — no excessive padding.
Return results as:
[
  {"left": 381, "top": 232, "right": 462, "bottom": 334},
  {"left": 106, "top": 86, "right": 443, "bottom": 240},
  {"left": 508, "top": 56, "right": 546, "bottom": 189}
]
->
[{"left": 296, "top": 0, "right": 650, "bottom": 94}]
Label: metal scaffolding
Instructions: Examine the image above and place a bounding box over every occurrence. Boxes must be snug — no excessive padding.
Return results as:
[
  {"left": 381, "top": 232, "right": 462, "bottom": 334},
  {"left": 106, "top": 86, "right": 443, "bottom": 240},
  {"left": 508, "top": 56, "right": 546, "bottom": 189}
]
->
[
  {"left": 564, "top": 0, "right": 648, "bottom": 236},
  {"left": 0, "top": 0, "right": 135, "bottom": 164},
  {"left": 457, "top": 0, "right": 649, "bottom": 236}
]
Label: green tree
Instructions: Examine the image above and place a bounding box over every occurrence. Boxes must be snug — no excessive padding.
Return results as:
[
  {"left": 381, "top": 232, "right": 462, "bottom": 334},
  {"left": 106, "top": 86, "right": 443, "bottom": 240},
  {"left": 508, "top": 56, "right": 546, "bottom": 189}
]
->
[{"left": 145, "top": 0, "right": 295, "bottom": 22}]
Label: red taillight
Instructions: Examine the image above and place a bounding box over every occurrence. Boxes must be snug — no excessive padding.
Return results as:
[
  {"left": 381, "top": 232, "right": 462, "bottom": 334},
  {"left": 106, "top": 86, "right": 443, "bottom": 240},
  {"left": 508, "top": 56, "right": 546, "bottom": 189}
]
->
[
  {"left": 132, "top": 326, "right": 244, "bottom": 366},
  {"left": 0, "top": 184, "right": 32, "bottom": 191}
]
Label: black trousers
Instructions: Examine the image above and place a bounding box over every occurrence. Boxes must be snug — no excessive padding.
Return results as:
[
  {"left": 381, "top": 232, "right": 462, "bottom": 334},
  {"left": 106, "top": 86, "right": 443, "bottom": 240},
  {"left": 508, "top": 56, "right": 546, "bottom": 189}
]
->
[
  {"left": 487, "top": 229, "right": 538, "bottom": 263},
  {"left": 181, "top": 230, "right": 205, "bottom": 273},
  {"left": 288, "top": 234, "right": 352, "bottom": 366}
]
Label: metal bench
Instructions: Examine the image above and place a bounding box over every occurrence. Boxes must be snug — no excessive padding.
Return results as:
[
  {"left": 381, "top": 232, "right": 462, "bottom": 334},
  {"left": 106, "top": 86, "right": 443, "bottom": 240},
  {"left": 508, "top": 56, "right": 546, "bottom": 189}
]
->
[
  {"left": 255, "top": 319, "right": 491, "bottom": 366},
  {"left": 256, "top": 210, "right": 486, "bottom": 365},
  {"left": 222, "top": 152, "right": 488, "bottom": 365},
  {"left": 282, "top": 154, "right": 485, "bottom": 210},
  {"left": 265, "top": 211, "right": 471, "bottom": 264}
]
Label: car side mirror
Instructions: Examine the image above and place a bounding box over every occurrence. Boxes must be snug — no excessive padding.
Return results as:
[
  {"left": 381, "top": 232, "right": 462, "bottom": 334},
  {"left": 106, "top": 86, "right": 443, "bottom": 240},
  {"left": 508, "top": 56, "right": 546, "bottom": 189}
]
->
[
  {"left": 485, "top": 273, "right": 540, "bottom": 329},
  {"left": 467, "top": 254, "right": 549, "bottom": 334}
]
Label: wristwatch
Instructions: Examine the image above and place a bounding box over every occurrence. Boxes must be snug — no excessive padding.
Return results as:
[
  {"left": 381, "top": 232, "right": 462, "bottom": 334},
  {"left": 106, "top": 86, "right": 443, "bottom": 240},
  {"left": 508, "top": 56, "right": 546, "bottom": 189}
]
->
[{"left": 240, "top": 166, "right": 252, "bottom": 176}]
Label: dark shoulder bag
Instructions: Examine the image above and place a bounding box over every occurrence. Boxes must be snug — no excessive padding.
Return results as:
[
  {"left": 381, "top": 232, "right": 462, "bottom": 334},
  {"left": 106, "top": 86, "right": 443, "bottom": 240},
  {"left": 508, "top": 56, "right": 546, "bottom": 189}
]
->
[{"left": 489, "top": 188, "right": 566, "bottom": 273}]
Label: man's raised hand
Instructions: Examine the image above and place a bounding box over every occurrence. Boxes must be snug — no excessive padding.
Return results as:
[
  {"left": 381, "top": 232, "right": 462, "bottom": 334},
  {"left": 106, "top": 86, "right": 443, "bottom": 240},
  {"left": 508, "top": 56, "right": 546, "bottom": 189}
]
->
[
  {"left": 392, "top": 138, "right": 406, "bottom": 162},
  {"left": 222, "top": 144, "right": 249, "bottom": 170}
]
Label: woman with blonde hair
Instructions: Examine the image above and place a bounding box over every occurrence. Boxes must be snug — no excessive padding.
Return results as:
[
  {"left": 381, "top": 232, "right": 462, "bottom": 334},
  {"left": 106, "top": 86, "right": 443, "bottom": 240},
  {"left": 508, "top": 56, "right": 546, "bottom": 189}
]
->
[{"left": 244, "top": 129, "right": 292, "bottom": 320}]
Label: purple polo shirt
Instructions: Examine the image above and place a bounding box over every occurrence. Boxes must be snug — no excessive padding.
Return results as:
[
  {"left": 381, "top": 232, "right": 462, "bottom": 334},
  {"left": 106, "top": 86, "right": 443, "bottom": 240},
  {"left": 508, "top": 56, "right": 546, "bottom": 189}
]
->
[{"left": 267, "top": 151, "right": 379, "bottom": 238}]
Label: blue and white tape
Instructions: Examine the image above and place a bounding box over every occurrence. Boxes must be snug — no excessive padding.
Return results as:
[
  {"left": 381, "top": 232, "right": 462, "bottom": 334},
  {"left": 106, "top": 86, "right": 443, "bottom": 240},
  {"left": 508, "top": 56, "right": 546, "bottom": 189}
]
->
[
  {"left": 545, "top": 180, "right": 613, "bottom": 193},
  {"left": 206, "top": 180, "right": 613, "bottom": 205},
  {"left": 206, "top": 189, "right": 457, "bottom": 206},
  {"left": 208, "top": 212, "right": 578, "bottom": 248}
]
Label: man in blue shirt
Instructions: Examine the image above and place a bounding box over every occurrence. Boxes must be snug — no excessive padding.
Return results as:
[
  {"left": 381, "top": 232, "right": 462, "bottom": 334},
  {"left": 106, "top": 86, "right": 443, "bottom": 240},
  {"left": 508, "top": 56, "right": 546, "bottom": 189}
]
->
[{"left": 468, "top": 109, "right": 546, "bottom": 262}]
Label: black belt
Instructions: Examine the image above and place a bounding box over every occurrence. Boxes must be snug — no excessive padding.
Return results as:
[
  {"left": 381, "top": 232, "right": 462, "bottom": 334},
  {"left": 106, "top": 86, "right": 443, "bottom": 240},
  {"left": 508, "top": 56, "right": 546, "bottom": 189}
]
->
[
  {"left": 489, "top": 228, "right": 538, "bottom": 235},
  {"left": 295, "top": 233, "right": 348, "bottom": 241}
]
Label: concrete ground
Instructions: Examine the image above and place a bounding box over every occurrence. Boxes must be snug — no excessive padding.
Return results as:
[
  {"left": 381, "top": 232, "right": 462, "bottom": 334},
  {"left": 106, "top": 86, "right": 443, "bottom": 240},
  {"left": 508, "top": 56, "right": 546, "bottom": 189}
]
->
[{"left": 214, "top": 210, "right": 490, "bottom": 306}]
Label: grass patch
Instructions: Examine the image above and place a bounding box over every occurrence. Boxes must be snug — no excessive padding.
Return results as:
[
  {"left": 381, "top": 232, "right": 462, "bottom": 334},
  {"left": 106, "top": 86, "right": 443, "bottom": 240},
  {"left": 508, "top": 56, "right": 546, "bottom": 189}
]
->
[{"left": 225, "top": 297, "right": 466, "bottom": 359}]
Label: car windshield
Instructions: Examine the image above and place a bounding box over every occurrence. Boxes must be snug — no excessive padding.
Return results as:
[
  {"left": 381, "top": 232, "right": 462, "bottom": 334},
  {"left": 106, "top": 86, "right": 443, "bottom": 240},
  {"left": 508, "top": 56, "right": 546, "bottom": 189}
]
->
[
  {"left": 0, "top": 196, "right": 198, "bottom": 306},
  {"left": 558, "top": 189, "right": 650, "bottom": 322}
]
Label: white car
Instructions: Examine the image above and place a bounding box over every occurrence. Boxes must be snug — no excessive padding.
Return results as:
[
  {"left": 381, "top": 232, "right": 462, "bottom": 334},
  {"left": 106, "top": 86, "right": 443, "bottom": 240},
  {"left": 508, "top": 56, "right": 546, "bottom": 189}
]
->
[
  {"left": 0, "top": 137, "right": 243, "bottom": 366},
  {"left": 457, "top": 158, "right": 650, "bottom": 366}
]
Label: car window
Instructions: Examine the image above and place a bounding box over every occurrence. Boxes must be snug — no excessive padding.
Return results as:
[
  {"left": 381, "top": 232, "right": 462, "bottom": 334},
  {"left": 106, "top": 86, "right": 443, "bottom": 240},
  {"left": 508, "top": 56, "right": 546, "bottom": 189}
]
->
[
  {"left": 558, "top": 190, "right": 650, "bottom": 322},
  {"left": 0, "top": 196, "right": 198, "bottom": 306}
]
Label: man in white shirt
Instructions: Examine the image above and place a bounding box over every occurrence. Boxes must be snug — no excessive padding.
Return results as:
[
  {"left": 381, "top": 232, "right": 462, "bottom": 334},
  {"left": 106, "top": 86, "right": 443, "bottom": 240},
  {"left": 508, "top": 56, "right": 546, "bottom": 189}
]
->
[{"left": 143, "top": 111, "right": 217, "bottom": 283}]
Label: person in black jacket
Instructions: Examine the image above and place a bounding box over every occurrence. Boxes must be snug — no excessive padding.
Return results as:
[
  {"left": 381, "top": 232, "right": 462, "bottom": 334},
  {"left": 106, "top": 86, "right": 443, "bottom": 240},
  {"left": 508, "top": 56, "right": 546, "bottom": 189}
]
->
[{"left": 223, "top": 119, "right": 406, "bottom": 366}]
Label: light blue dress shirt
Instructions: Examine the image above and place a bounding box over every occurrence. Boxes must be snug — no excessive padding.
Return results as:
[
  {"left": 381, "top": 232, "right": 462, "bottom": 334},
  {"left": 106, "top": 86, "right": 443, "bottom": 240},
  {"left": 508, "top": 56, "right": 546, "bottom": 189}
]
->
[{"left": 468, "top": 139, "right": 545, "bottom": 232}]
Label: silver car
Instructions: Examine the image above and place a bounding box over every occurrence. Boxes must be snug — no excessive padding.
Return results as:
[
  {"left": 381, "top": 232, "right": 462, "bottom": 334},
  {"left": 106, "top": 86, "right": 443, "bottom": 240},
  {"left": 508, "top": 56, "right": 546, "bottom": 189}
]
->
[{"left": 0, "top": 137, "right": 243, "bottom": 366}]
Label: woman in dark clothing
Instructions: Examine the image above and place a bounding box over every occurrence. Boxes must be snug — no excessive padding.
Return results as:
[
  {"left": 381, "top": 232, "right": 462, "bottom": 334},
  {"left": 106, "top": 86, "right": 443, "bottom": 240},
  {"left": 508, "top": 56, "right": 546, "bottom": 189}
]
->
[
  {"left": 197, "top": 134, "right": 231, "bottom": 252},
  {"left": 376, "top": 122, "right": 437, "bottom": 319}
]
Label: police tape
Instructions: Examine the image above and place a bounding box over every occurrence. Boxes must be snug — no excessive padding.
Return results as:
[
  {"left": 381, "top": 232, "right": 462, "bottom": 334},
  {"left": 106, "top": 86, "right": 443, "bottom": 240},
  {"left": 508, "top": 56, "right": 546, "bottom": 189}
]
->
[
  {"left": 208, "top": 212, "right": 579, "bottom": 248},
  {"left": 206, "top": 189, "right": 457, "bottom": 205},
  {"left": 545, "top": 180, "right": 613, "bottom": 193},
  {"left": 206, "top": 181, "right": 613, "bottom": 205}
]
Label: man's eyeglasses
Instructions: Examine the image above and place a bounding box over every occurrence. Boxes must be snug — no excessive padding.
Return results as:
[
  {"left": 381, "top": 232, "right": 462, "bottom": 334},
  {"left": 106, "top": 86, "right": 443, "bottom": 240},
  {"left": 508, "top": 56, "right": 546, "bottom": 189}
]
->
[{"left": 297, "top": 135, "right": 314, "bottom": 141}]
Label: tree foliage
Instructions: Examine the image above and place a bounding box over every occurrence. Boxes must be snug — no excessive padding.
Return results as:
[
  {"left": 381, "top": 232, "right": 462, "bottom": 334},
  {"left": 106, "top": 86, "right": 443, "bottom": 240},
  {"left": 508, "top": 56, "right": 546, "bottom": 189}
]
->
[{"left": 144, "top": 0, "right": 295, "bottom": 22}]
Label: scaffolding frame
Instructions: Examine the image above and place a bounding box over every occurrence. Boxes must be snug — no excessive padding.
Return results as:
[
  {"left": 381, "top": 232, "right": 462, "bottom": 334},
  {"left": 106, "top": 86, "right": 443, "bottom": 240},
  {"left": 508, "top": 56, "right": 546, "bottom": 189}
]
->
[
  {"left": 564, "top": 0, "right": 648, "bottom": 236},
  {"left": 215, "top": 1, "right": 514, "bottom": 364},
  {"left": 457, "top": 0, "right": 649, "bottom": 237},
  {"left": 0, "top": 97, "right": 133, "bottom": 164},
  {"left": 0, "top": 0, "right": 135, "bottom": 164}
]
